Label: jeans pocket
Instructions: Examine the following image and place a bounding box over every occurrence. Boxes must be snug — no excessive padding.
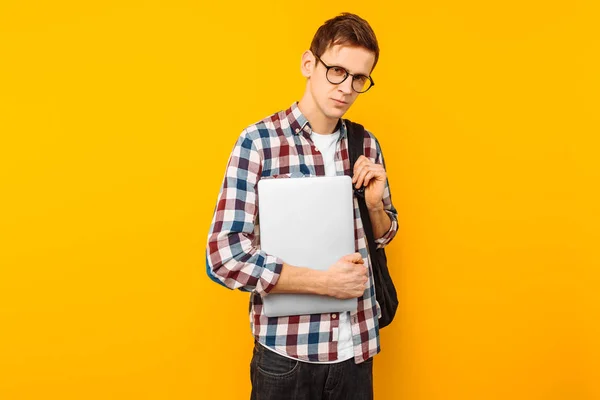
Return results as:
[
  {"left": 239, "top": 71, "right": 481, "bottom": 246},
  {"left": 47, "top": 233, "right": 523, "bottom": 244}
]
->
[{"left": 256, "top": 345, "right": 300, "bottom": 378}]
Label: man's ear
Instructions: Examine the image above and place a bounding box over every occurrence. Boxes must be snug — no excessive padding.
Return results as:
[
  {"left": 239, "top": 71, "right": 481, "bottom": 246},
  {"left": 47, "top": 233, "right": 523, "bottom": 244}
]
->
[{"left": 300, "top": 50, "right": 315, "bottom": 78}]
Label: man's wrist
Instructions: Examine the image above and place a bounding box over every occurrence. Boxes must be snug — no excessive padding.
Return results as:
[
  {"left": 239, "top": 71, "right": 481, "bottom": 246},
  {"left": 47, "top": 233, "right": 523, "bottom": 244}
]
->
[
  {"left": 367, "top": 203, "right": 385, "bottom": 212},
  {"left": 314, "top": 269, "right": 330, "bottom": 296}
]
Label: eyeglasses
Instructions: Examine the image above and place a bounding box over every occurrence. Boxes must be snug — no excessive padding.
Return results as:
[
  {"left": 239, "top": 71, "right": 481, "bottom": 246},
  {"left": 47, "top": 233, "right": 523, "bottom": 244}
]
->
[{"left": 314, "top": 55, "right": 375, "bottom": 94}]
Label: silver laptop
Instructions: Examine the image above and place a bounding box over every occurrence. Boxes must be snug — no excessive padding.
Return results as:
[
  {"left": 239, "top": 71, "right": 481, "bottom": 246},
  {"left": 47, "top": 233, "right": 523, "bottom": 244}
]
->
[{"left": 257, "top": 175, "right": 358, "bottom": 317}]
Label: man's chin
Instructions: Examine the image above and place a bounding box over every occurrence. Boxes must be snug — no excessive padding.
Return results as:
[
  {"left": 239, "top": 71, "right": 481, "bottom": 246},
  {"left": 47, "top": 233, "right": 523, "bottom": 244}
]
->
[{"left": 326, "top": 107, "right": 347, "bottom": 120}]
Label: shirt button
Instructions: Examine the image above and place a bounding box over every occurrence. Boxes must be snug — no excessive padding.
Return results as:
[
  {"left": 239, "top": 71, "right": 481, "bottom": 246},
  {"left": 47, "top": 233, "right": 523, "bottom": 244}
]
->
[
  {"left": 295, "top": 128, "right": 300, "bottom": 133},
  {"left": 331, "top": 313, "right": 337, "bottom": 319}
]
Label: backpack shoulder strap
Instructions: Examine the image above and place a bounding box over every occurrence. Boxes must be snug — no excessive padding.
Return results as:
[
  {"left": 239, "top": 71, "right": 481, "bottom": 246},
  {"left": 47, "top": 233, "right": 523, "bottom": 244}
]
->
[
  {"left": 344, "top": 119, "right": 378, "bottom": 249},
  {"left": 344, "top": 119, "right": 366, "bottom": 170}
]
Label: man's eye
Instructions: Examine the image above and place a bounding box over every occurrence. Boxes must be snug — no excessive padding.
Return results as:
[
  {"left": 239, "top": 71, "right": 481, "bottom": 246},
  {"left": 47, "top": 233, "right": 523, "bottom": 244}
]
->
[
  {"left": 331, "top": 67, "right": 346, "bottom": 75},
  {"left": 354, "top": 75, "right": 368, "bottom": 83}
]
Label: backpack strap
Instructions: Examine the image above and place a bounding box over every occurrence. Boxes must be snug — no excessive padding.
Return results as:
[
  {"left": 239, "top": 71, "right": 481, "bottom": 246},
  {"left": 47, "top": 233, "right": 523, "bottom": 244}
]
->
[
  {"left": 345, "top": 119, "right": 366, "bottom": 198},
  {"left": 345, "top": 119, "right": 365, "bottom": 181},
  {"left": 344, "top": 119, "right": 378, "bottom": 250}
]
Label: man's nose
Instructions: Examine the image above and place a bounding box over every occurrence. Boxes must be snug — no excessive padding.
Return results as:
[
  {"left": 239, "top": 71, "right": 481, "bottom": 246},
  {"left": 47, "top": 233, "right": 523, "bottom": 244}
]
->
[{"left": 338, "top": 76, "right": 353, "bottom": 94}]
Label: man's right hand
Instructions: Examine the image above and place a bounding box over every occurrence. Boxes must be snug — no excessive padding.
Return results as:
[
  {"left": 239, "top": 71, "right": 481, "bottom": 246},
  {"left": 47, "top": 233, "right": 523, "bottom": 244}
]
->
[{"left": 325, "top": 253, "right": 368, "bottom": 299}]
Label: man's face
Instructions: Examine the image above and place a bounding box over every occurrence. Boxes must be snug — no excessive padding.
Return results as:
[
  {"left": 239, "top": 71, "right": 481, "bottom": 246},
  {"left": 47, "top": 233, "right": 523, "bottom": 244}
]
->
[{"left": 307, "top": 44, "right": 376, "bottom": 122}]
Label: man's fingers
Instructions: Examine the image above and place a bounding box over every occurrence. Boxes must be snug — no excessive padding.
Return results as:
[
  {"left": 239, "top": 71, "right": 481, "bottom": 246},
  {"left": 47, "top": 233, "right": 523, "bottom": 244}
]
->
[
  {"left": 352, "top": 157, "right": 369, "bottom": 182},
  {"left": 354, "top": 167, "right": 372, "bottom": 188},
  {"left": 353, "top": 163, "right": 385, "bottom": 188},
  {"left": 363, "top": 170, "right": 375, "bottom": 187},
  {"left": 342, "top": 252, "right": 364, "bottom": 263},
  {"left": 353, "top": 156, "right": 368, "bottom": 171}
]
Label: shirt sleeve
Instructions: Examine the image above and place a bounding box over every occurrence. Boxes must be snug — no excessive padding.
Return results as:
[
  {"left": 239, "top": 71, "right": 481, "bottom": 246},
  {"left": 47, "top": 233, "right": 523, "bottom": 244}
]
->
[
  {"left": 373, "top": 137, "right": 399, "bottom": 249},
  {"left": 206, "top": 130, "right": 283, "bottom": 296}
]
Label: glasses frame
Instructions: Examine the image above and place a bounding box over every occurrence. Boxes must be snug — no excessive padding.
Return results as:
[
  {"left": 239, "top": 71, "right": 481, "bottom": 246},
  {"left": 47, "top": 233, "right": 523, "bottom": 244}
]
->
[{"left": 314, "top": 55, "right": 375, "bottom": 94}]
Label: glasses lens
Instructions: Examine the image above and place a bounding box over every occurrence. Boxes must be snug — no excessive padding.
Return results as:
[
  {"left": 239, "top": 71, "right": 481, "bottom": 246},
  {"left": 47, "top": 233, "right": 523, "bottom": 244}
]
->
[
  {"left": 352, "top": 77, "right": 372, "bottom": 93},
  {"left": 326, "top": 67, "right": 347, "bottom": 84}
]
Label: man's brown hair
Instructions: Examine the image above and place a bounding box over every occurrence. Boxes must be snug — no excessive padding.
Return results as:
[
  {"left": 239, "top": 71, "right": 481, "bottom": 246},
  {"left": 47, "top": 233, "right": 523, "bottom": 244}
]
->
[{"left": 310, "top": 13, "right": 380, "bottom": 71}]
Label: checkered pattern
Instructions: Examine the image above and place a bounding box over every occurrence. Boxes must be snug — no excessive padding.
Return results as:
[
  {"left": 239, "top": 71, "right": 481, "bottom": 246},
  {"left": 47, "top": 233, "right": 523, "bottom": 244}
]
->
[{"left": 206, "top": 102, "right": 398, "bottom": 363}]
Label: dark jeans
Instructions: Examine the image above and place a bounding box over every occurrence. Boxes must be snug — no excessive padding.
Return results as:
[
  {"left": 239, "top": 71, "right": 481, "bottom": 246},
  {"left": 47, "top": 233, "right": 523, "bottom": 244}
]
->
[{"left": 250, "top": 341, "right": 374, "bottom": 400}]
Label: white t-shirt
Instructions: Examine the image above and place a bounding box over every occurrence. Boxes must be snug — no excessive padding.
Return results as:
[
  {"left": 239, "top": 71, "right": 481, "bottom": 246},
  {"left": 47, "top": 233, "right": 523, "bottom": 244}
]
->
[
  {"left": 310, "top": 129, "right": 340, "bottom": 177},
  {"left": 261, "top": 128, "right": 354, "bottom": 364}
]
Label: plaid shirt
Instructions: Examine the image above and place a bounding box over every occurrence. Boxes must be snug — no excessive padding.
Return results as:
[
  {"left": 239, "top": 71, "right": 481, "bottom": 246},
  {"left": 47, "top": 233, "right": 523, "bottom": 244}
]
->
[{"left": 207, "top": 102, "right": 398, "bottom": 363}]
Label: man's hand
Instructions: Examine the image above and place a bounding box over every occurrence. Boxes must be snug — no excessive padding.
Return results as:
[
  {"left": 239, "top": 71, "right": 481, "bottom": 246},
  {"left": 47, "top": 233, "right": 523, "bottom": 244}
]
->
[
  {"left": 352, "top": 155, "right": 386, "bottom": 211},
  {"left": 325, "top": 253, "right": 368, "bottom": 299}
]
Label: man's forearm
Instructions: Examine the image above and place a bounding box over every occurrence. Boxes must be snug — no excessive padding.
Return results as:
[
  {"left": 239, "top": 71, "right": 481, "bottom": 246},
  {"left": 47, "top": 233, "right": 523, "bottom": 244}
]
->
[
  {"left": 368, "top": 205, "right": 392, "bottom": 240},
  {"left": 269, "top": 263, "right": 328, "bottom": 295}
]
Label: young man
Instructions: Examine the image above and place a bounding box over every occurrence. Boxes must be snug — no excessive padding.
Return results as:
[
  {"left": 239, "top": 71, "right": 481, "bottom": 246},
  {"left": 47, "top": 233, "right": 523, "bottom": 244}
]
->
[{"left": 206, "top": 13, "right": 398, "bottom": 399}]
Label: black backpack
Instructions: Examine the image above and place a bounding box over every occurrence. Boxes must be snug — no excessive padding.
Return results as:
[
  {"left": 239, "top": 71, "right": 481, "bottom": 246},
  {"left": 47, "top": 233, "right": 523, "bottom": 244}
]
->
[{"left": 345, "top": 119, "right": 399, "bottom": 329}]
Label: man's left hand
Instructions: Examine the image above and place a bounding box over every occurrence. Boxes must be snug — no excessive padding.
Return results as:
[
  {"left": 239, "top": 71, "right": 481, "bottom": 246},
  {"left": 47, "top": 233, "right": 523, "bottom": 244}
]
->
[{"left": 352, "top": 155, "right": 386, "bottom": 211}]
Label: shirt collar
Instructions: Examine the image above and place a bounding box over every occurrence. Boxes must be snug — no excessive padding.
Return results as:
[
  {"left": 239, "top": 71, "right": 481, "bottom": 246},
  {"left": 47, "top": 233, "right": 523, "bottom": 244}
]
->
[{"left": 286, "top": 101, "right": 348, "bottom": 138}]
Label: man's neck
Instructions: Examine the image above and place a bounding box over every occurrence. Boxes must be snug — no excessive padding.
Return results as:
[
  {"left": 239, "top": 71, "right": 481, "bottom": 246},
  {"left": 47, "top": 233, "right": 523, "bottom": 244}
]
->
[{"left": 297, "top": 97, "right": 339, "bottom": 134}]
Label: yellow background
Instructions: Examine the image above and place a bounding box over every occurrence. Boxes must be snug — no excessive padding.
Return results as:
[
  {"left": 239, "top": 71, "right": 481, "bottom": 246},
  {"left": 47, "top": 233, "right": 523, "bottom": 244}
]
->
[{"left": 1, "top": 1, "right": 599, "bottom": 399}]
